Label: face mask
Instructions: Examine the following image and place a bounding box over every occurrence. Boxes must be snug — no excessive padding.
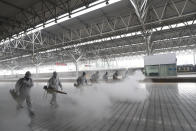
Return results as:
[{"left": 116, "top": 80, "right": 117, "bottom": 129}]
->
[
  {"left": 53, "top": 75, "right": 57, "bottom": 78},
  {"left": 25, "top": 77, "right": 30, "bottom": 80}
]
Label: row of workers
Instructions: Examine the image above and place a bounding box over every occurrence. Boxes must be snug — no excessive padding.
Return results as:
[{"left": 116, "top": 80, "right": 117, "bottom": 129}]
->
[
  {"left": 75, "top": 70, "right": 121, "bottom": 87},
  {"left": 10, "top": 70, "right": 124, "bottom": 115}
]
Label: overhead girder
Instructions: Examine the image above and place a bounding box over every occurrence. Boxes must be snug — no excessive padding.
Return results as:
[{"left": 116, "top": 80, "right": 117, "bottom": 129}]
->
[
  {"left": 3, "top": 31, "right": 196, "bottom": 67},
  {"left": 1, "top": 0, "right": 196, "bottom": 43},
  {"left": 0, "top": 0, "right": 98, "bottom": 41},
  {"left": 1, "top": 20, "right": 196, "bottom": 63},
  {"left": 33, "top": 0, "right": 196, "bottom": 53},
  {"left": 0, "top": 0, "right": 196, "bottom": 66}
]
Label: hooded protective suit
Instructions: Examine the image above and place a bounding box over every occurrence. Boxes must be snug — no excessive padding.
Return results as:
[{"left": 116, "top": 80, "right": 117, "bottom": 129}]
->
[
  {"left": 90, "top": 71, "right": 99, "bottom": 83},
  {"left": 48, "top": 72, "right": 62, "bottom": 107},
  {"left": 113, "top": 71, "right": 119, "bottom": 80},
  {"left": 48, "top": 76, "right": 62, "bottom": 90},
  {"left": 14, "top": 71, "right": 33, "bottom": 109},
  {"left": 75, "top": 72, "right": 87, "bottom": 87},
  {"left": 103, "top": 72, "right": 109, "bottom": 81}
]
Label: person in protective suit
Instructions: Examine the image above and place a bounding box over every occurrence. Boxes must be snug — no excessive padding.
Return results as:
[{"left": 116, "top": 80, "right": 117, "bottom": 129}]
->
[
  {"left": 113, "top": 70, "right": 119, "bottom": 80},
  {"left": 13, "top": 71, "right": 34, "bottom": 109},
  {"left": 124, "top": 69, "right": 129, "bottom": 79},
  {"left": 74, "top": 72, "right": 87, "bottom": 87},
  {"left": 9, "top": 71, "right": 35, "bottom": 117},
  {"left": 48, "top": 71, "right": 63, "bottom": 107},
  {"left": 90, "top": 71, "right": 99, "bottom": 83},
  {"left": 103, "top": 71, "right": 109, "bottom": 81}
]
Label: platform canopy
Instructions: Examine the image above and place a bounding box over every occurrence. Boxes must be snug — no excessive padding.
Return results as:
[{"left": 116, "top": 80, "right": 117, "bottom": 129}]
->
[{"left": 0, "top": 0, "right": 196, "bottom": 68}]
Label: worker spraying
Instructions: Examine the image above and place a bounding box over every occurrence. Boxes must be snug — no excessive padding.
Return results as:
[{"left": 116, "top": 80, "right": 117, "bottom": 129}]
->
[
  {"left": 47, "top": 71, "right": 63, "bottom": 107},
  {"left": 10, "top": 71, "right": 34, "bottom": 116},
  {"left": 90, "top": 71, "right": 99, "bottom": 83},
  {"left": 74, "top": 72, "right": 88, "bottom": 88},
  {"left": 113, "top": 70, "right": 121, "bottom": 80},
  {"left": 103, "top": 71, "right": 109, "bottom": 82}
]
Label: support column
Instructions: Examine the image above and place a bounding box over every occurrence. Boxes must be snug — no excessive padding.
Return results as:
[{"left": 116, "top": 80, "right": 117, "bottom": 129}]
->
[
  {"left": 35, "top": 63, "right": 41, "bottom": 78},
  {"left": 11, "top": 68, "right": 14, "bottom": 75},
  {"left": 129, "top": 0, "right": 153, "bottom": 55},
  {"left": 145, "top": 34, "right": 152, "bottom": 55},
  {"left": 193, "top": 50, "right": 196, "bottom": 65},
  {"left": 31, "top": 31, "right": 43, "bottom": 63},
  {"left": 32, "top": 32, "right": 35, "bottom": 60},
  {"left": 68, "top": 51, "right": 83, "bottom": 78},
  {"left": 75, "top": 62, "right": 79, "bottom": 78}
]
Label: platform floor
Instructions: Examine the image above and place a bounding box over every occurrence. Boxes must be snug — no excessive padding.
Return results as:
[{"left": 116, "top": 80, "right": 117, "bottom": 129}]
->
[{"left": 0, "top": 82, "right": 196, "bottom": 131}]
